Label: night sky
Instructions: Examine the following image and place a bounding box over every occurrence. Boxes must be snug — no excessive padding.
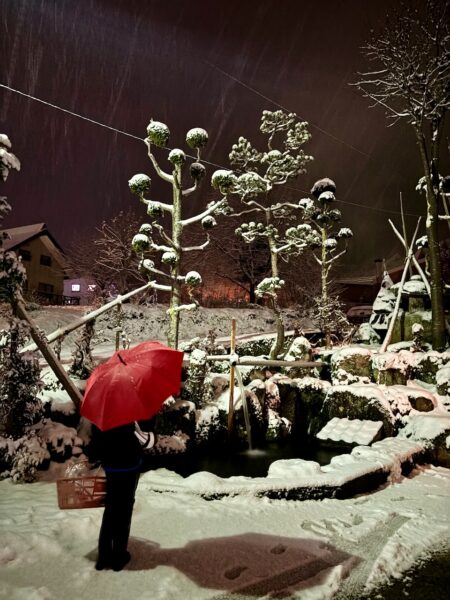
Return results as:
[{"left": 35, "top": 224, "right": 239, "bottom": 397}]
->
[{"left": 1, "top": 0, "right": 449, "bottom": 276}]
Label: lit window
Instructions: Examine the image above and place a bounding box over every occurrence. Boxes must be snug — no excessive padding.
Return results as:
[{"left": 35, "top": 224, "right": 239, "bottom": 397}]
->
[
  {"left": 71, "top": 284, "right": 81, "bottom": 292},
  {"left": 87, "top": 284, "right": 96, "bottom": 291}
]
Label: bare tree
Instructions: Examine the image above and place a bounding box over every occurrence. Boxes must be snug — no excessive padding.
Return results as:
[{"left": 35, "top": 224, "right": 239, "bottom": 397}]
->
[
  {"left": 210, "top": 220, "right": 271, "bottom": 304},
  {"left": 353, "top": 0, "right": 449, "bottom": 350},
  {"left": 94, "top": 209, "right": 147, "bottom": 294},
  {"left": 66, "top": 209, "right": 147, "bottom": 299}
]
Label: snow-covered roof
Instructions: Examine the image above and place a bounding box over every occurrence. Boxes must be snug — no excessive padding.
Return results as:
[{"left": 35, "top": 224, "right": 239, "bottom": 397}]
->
[{"left": 1, "top": 222, "right": 65, "bottom": 254}]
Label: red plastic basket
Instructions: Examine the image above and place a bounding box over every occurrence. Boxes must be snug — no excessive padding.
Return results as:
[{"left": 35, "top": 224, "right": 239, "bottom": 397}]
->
[{"left": 57, "top": 476, "right": 106, "bottom": 509}]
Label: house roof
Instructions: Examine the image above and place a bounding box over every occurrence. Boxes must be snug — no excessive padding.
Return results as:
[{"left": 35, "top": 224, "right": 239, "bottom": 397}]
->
[{"left": 1, "top": 222, "right": 65, "bottom": 253}]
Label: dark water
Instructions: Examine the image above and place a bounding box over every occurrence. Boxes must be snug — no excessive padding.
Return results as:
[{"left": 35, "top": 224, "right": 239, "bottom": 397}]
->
[{"left": 143, "top": 440, "right": 347, "bottom": 479}]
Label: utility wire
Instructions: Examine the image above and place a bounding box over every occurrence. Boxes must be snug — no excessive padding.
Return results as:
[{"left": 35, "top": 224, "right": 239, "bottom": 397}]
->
[
  {"left": 0, "top": 82, "right": 422, "bottom": 218},
  {"left": 0, "top": 83, "right": 143, "bottom": 142},
  {"left": 202, "top": 59, "right": 371, "bottom": 158}
]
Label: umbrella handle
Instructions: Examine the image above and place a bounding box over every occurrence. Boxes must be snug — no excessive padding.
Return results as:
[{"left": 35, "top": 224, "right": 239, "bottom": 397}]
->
[{"left": 117, "top": 353, "right": 127, "bottom": 365}]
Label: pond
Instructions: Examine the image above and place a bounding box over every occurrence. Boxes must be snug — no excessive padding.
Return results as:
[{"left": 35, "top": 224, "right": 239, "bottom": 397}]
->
[{"left": 143, "top": 439, "right": 348, "bottom": 479}]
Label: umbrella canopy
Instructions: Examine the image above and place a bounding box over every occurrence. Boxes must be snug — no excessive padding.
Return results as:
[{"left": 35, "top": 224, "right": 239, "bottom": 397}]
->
[{"left": 81, "top": 341, "right": 183, "bottom": 431}]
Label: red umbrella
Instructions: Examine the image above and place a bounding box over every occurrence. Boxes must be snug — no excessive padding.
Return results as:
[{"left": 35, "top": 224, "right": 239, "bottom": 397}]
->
[{"left": 81, "top": 341, "right": 184, "bottom": 431}]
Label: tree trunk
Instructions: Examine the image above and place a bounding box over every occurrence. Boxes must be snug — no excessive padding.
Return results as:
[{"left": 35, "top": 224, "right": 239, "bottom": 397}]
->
[
  {"left": 269, "top": 296, "right": 285, "bottom": 359},
  {"left": 417, "top": 132, "right": 446, "bottom": 350},
  {"left": 268, "top": 233, "right": 285, "bottom": 359},
  {"left": 321, "top": 227, "right": 331, "bottom": 348},
  {"left": 167, "top": 167, "right": 182, "bottom": 349}
]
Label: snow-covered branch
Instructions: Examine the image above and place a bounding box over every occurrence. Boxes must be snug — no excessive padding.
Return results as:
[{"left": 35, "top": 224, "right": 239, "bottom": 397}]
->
[
  {"left": 145, "top": 140, "right": 173, "bottom": 184},
  {"left": 180, "top": 200, "right": 222, "bottom": 227}
]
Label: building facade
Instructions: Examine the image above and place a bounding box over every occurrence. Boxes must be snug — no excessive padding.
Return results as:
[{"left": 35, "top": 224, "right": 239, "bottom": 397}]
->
[{"left": 1, "top": 223, "right": 75, "bottom": 304}]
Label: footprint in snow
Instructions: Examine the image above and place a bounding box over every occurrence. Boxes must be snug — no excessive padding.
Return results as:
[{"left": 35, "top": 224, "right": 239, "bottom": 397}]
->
[
  {"left": 224, "top": 565, "right": 248, "bottom": 580},
  {"left": 270, "top": 543, "right": 287, "bottom": 554}
]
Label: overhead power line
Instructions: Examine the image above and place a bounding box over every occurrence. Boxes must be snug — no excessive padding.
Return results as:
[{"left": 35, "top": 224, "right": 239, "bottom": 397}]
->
[
  {"left": 0, "top": 82, "right": 421, "bottom": 218},
  {"left": 202, "top": 59, "right": 371, "bottom": 158},
  {"left": 0, "top": 83, "right": 143, "bottom": 142}
]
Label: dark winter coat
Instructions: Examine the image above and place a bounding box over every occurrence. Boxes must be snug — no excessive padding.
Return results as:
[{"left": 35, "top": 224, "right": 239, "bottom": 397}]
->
[{"left": 93, "top": 423, "right": 144, "bottom": 472}]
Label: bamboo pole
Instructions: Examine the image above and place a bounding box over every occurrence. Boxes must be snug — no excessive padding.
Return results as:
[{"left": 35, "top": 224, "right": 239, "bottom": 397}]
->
[
  {"left": 227, "top": 319, "right": 236, "bottom": 435},
  {"left": 380, "top": 218, "right": 421, "bottom": 353},
  {"left": 22, "top": 281, "right": 154, "bottom": 353},
  {"left": 206, "top": 356, "right": 322, "bottom": 368},
  {"left": 15, "top": 295, "right": 83, "bottom": 410},
  {"left": 400, "top": 192, "right": 413, "bottom": 278},
  {"left": 388, "top": 219, "right": 431, "bottom": 296}
]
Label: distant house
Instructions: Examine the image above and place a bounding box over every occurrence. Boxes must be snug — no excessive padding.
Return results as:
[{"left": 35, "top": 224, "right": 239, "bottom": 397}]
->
[
  {"left": 338, "top": 239, "right": 450, "bottom": 310},
  {"left": 1, "top": 222, "right": 76, "bottom": 305},
  {"left": 63, "top": 277, "right": 97, "bottom": 306}
]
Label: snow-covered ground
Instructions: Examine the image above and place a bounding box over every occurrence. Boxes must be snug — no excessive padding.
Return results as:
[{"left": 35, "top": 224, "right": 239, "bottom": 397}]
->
[
  {"left": 2, "top": 304, "right": 450, "bottom": 598},
  {"left": 0, "top": 462, "right": 449, "bottom": 599}
]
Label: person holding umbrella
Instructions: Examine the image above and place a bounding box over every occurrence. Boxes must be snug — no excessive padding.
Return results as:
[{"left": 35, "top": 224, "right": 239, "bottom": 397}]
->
[{"left": 81, "top": 341, "right": 183, "bottom": 571}]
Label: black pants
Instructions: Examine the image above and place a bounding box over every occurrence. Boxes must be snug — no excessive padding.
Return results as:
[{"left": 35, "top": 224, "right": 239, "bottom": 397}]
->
[{"left": 98, "top": 469, "right": 140, "bottom": 562}]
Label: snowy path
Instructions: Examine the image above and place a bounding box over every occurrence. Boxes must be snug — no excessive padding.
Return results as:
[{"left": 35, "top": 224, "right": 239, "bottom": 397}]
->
[{"left": 1, "top": 465, "right": 450, "bottom": 599}]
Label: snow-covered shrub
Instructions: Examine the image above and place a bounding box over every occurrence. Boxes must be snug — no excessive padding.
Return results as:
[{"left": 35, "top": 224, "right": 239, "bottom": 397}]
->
[
  {"left": 190, "top": 162, "right": 206, "bottom": 182},
  {"left": 185, "top": 271, "right": 202, "bottom": 287},
  {"left": 128, "top": 173, "right": 151, "bottom": 196},
  {"left": 195, "top": 405, "right": 226, "bottom": 446},
  {"left": 0, "top": 133, "right": 20, "bottom": 181},
  {"left": 69, "top": 320, "right": 95, "bottom": 380},
  {"left": 168, "top": 148, "right": 186, "bottom": 166},
  {"left": 9, "top": 434, "right": 50, "bottom": 483},
  {"left": 283, "top": 336, "right": 313, "bottom": 378},
  {"left": 183, "top": 348, "right": 212, "bottom": 407},
  {"left": 150, "top": 431, "right": 190, "bottom": 456},
  {"left": 436, "top": 366, "right": 450, "bottom": 396},
  {"left": 186, "top": 128, "right": 208, "bottom": 150},
  {"left": 1, "top": 137, "right": 25, "bottom": 304},
  {"left": 146, "top": 120, "right": 170, "bottom": 147},
  {"left": 354, "top": 322, "right": 380, "bottom": 345},
  {"left": 132, "top": 233, "right": 151, "bottom": 252},
  {"left": 0, "top": 319, "right": 44, "bottom": 439},
  {"left": 152, "top": 400, "right": 196, "bottom": 440},
  {"left": 201, "top": 215, "right": 217, "bottom": 230},
  {"left": 211, "top": 169, "right": 237, "bottom": 193},
  {"left": 412, "top": 351, "right": 450, "bottom": 384},
  {"left": 265, "top": 409, "right": 291, "bottom": 441}
]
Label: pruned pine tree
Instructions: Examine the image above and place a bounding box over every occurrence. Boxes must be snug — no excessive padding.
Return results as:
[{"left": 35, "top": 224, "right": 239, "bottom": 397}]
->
[
  {"left": 353, "top": 0, "right": 449, "bottom": 350},
  {"left": 296, "top": 178, "right": 353, "bottom": 347},
  {"left": 211, "top": 110, "right": 313, "bottom": 359},
  {"left": 129, "top": 121, "right": 225, "bottom": 348}
]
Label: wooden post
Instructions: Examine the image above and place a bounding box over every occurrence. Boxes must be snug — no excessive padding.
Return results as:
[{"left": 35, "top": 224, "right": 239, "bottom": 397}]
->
[
  {"left": 227, "top": 318, "right": 236, "bottom": 435},
  {"left": 15, "top": 295, "right": 83, "bottom": 410}
]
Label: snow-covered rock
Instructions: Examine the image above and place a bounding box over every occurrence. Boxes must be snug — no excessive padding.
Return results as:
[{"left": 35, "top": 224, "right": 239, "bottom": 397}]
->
[{"left": 331, "top": 346, "right": 372, "bottom": 384}]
